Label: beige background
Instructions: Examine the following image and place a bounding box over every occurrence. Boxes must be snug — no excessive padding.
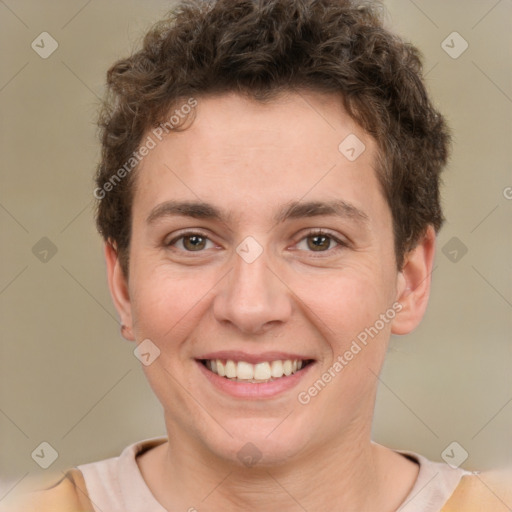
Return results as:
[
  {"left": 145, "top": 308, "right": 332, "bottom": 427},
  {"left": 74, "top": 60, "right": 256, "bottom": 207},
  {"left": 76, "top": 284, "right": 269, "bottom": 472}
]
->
[{"left": 1, "top": 0, "right": 511, "bottom": 499}]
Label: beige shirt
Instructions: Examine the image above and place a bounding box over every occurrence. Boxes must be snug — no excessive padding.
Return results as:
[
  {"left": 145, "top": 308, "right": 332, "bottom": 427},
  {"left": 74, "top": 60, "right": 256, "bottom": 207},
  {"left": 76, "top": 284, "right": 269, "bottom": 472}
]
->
[{"left": 76, "top": 437, "right": 473, "bottom": 512}]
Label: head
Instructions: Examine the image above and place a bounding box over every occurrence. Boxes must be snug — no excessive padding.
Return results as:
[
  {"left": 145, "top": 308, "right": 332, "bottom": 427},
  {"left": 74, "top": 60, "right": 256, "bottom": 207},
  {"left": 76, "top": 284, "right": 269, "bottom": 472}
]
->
[{"left": 96, "top": 0, "right": 449, "bottom": 467}]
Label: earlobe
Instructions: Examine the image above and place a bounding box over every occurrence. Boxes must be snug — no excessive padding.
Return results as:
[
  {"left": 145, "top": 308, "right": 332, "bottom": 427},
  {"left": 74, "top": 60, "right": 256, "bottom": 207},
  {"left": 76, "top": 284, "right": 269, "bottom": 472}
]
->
[
  {"left": 391, "top": 226, "right": 436, "bottom": 335},
  {"left": 104, "top": 242, "right": 135, "bottom": 341}
]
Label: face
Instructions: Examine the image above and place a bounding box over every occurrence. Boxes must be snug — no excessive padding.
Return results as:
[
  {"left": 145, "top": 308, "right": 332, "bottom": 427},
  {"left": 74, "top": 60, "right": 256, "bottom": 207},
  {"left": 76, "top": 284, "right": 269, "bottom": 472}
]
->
[{"left": 107, "top": 91, "right": 434, "bottom": 467}]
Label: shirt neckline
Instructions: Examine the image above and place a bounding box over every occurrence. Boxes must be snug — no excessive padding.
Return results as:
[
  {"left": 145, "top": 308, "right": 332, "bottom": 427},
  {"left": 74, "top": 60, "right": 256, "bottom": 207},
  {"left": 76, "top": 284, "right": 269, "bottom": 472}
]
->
[{"left": 118, "top": 437, "right": 470, "bottom": 511}]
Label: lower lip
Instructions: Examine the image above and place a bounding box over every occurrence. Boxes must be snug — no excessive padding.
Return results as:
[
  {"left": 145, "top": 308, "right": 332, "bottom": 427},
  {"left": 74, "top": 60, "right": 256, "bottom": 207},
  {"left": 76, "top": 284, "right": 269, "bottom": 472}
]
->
[{"left": 196, "top": 360, "right": 315, "bottom": 399}]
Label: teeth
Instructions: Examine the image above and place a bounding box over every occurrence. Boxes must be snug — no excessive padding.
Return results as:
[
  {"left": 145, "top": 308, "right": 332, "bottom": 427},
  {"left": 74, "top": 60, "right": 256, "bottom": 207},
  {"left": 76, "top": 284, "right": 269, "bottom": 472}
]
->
[
  {"left": 205, "top": 358, "right": 307, "bottom": 382},
  {"left": 270, "top": 360, "right": 283, "bottom": 378},
  {"left": 254, "top": 362, "right": 271, "bottom": 380},
  {"left": 225, "top": 360, "right": 237, "bottom": 378},
  {"left": 237, "top": 361, "right": 254, "bottom": 380}
]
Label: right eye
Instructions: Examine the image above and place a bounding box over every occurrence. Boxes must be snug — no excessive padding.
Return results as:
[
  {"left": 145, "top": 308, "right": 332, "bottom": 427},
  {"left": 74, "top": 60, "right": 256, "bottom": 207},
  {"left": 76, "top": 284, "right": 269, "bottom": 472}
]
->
[{"left": 166, "top": 231, "right": 216, "bottom": 252}]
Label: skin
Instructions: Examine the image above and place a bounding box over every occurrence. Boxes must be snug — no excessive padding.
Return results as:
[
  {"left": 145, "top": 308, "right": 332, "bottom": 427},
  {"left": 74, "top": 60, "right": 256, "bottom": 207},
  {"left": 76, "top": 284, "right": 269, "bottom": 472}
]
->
[{"left": 106, "top": 91, "right": 436, "bottom": 511}]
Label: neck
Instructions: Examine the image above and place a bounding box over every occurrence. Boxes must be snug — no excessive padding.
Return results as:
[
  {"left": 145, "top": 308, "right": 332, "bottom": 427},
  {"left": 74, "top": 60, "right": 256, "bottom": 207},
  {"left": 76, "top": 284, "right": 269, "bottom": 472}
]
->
[{"left": 140, "top": 419, "right": 414, "bottom": 512}]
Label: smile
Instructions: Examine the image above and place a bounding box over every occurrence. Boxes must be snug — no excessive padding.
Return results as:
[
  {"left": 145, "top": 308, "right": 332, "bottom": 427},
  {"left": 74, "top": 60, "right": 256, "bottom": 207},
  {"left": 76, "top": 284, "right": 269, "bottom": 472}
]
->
[
  {"left": 196, "top": 352, "right": 316, "bottom": 398},
  {"left": 201, "top": 358, "right": 313, "bottom": 382}
]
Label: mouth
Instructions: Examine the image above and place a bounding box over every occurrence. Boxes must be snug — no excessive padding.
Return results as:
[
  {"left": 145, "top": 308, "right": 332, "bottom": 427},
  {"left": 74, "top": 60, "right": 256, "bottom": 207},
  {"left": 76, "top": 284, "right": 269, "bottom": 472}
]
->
[{"left": 197, "top": 358, "right": 315, "bottom": 383}]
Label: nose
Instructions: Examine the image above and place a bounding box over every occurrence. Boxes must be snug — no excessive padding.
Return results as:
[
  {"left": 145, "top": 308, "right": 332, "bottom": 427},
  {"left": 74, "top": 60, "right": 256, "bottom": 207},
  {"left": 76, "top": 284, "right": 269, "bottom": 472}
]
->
[{"left": 212, "top": 245, "right": 293, "bottom": 335}]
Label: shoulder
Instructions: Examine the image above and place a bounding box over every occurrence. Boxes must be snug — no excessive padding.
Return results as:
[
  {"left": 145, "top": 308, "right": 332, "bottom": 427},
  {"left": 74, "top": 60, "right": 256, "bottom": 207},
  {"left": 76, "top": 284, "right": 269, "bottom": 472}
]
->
[
  {"left": 442, "top": 470, "right": 512, "bottom": 512},
  {"left": 0, "top": 469, "right": 92, "bottom": 512},
  {"left": 0, "top": 438, "right": 167, "bottom": 512}
]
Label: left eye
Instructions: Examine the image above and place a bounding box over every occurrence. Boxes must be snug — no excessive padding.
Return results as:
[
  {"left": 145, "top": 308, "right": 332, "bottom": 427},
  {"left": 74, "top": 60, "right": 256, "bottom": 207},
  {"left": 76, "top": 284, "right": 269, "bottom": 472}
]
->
[{"left": 295, "top": 231, "right": 345, "bottom": 252}]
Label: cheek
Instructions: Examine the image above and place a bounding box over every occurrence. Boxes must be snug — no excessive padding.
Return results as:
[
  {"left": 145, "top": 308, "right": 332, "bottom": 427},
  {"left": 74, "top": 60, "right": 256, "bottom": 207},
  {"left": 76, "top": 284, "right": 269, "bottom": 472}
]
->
[
  {"left": 292, "top": 264, "right": 391, "bottom": 340},
  {"left": 129, "top": 266, "right": 216, "bottom": 344}
]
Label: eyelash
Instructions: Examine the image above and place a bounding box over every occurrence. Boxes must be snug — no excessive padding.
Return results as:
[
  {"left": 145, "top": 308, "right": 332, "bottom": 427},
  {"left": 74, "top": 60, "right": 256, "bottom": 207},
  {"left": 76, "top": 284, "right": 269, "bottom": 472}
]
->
[{"left": 166, "top": 229, "right": 348, "bottom": 256}]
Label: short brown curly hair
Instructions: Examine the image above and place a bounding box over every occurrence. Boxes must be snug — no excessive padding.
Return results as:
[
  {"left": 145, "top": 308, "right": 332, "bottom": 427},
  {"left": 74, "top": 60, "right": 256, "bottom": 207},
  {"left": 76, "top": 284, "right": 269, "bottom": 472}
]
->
[{"left": 95, "top": 0, "right": 450, "bottom": 276}]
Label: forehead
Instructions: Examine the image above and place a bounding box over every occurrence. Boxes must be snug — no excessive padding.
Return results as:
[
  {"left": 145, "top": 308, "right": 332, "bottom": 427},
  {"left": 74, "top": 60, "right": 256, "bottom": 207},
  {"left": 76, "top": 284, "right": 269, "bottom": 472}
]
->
[
  {"left": 132, "top": 91, "right": 387, "bottom": 227},
  {"left": 160, "top": 91, "right": 369, "bottom": 164}
]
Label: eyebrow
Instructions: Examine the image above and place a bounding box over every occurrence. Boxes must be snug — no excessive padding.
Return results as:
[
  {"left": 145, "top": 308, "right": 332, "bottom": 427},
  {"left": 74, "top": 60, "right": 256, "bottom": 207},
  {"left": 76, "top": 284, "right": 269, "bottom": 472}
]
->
[{"left": 146, "top": 199, "right": 369, "bottom": 226}]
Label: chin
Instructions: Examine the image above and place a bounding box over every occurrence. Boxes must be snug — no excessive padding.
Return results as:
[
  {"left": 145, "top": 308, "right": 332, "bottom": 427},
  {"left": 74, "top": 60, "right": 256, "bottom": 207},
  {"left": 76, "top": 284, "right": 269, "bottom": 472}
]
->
[{"left": 197, "top": 415, "right": 315, "bottom": 468}]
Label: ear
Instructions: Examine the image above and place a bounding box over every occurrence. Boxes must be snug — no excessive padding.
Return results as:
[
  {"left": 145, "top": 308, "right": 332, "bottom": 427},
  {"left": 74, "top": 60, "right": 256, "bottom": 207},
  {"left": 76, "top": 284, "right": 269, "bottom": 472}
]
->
[
  {"left": 104, "top": 241, "right": 135, "bottom": 341},
  {"left": 391, "top": 225, "right": 436, "bottom": 335}
]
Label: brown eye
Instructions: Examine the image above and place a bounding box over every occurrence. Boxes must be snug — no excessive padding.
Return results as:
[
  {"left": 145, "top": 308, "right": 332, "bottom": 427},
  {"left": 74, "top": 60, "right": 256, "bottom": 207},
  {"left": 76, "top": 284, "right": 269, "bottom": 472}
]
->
[
  {"left": 167, "top": 232, "right": 214, "bottom": 252},
  {"left": 295, "top": 230, "right": 346, "bottom": 254},
  {"left": 182, "top": 234, "right": 207, "bottom": 251},
  {"left": 307, "top": 234, "right": 332, "bottom": 251}
]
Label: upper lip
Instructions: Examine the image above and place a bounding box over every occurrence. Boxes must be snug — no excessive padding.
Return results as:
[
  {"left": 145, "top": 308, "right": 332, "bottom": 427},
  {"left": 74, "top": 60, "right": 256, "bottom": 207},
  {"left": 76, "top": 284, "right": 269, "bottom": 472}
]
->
[{"left": 197, "top": 351, "right": 314, "bottom": 364}]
